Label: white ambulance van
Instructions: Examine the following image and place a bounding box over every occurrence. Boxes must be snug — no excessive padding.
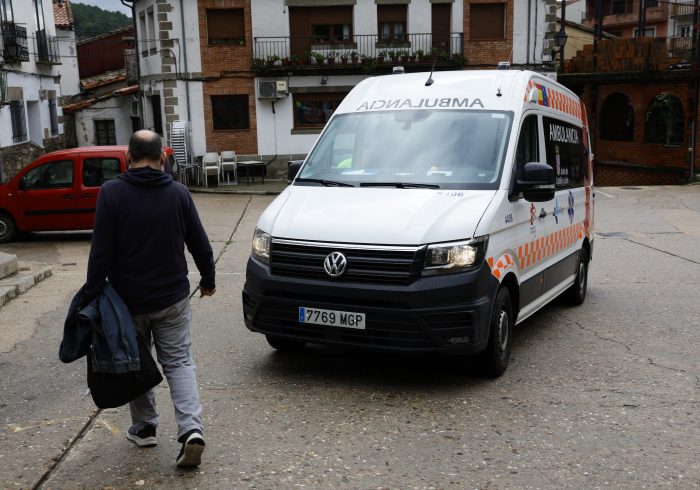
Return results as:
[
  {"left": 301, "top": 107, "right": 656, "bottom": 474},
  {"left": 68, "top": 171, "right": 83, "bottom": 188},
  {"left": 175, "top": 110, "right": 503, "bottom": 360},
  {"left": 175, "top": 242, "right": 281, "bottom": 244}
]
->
[{"left": 243, "top": 70, "right": 594, "bottom": 377}]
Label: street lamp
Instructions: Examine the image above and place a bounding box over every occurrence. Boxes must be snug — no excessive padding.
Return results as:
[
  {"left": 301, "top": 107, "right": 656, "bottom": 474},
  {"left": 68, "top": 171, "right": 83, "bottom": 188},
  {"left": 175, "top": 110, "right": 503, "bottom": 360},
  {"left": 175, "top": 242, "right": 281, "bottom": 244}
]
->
[{"left": 554, "top": 28, "right": 568, "bottom": 72}]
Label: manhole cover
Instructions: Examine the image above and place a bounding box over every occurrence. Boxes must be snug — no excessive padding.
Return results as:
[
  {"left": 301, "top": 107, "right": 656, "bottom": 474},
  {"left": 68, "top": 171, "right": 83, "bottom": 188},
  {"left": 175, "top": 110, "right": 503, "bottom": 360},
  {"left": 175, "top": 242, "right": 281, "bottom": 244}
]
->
[{"left": 621, "top": 186, "right": 642, "bottom": 190}]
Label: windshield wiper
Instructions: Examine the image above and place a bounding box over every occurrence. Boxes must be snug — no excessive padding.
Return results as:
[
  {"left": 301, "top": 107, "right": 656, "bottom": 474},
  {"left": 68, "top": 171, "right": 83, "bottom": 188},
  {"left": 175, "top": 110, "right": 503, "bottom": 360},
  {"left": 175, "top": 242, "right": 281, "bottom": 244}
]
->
[
  {"left": 359, "top": 182, "right": 440, "bottom": 189},
  {"left": 295, "top": 178, "right": 355, "bottom": 187}
]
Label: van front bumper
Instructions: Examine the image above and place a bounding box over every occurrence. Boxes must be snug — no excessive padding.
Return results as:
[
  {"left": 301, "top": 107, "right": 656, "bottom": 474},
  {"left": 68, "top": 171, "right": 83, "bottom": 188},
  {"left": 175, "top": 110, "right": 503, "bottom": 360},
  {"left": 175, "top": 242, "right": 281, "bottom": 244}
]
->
[{"left": 242, "top": 257, "right": 499, "bottom": 354}]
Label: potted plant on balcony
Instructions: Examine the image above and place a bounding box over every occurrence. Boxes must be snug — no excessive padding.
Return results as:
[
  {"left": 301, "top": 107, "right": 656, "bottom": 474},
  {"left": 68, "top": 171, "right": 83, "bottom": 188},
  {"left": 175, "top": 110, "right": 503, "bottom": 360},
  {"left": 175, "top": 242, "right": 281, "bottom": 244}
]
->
[
  {"left": 252, "top": 57, "right": 270, "bottom": 74},
  {"left": 361, "top": 56, "right": 376, "bottom": 73},
  {"left": 414, "top": 49, "right": 425, "bottom": 63},
  {"left": 388, "top": 50, "right": 398, "bottom": 63},
  {"left": 450, "top": 53, "right": 466, "bottom": 67},
  {"left": 265, "top": 55, "right": 280, "bottom": 67},
  {"left": 312, "top": 51, "right": 326, "bottom": 65},
  {"left": 289, "top": 54, "right": 301, "bottom": 66},
  {"left": 326, "top": 51, "right": 337, "bottom": 64},
  {"left": 399, "top": 50, "right": 411, "bottom": 63},
  {"left": 340, "top": 52, "right": 349, "bottom": 64},
  {"left": 351, "top": 51, "right": 359, "bottom": 64},
  {"left": 377, "top": 51, "right": 386, "bottom": 64}
]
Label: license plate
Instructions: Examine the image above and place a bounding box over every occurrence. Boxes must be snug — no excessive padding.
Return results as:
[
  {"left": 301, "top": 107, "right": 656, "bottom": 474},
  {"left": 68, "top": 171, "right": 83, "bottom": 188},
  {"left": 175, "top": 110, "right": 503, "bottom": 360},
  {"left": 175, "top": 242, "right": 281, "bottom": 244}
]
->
[{"left": 299, "top": 307, "right": 366, "bottom": 329}]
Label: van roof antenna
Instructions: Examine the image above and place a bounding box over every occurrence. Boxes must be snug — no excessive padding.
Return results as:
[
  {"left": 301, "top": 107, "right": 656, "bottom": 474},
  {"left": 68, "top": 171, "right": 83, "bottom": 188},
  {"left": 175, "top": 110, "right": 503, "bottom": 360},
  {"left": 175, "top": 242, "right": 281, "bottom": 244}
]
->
[{"left": 425, "top": 57, "right": 437, "bottom": 86}]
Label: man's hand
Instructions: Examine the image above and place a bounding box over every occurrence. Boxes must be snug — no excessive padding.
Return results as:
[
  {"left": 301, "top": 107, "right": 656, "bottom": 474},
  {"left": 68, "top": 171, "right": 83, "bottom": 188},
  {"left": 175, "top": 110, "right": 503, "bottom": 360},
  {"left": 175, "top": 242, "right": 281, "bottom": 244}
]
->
[{"left": 199, "top": 287, "right": 216, "bottom": 297}]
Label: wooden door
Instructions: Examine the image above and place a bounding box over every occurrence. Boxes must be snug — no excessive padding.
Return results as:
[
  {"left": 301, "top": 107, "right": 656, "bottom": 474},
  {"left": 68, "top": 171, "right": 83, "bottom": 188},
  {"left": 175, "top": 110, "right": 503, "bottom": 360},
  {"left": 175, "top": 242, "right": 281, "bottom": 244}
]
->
[{"left": 431, "top": 3, "right": 451, "bottom": 53}]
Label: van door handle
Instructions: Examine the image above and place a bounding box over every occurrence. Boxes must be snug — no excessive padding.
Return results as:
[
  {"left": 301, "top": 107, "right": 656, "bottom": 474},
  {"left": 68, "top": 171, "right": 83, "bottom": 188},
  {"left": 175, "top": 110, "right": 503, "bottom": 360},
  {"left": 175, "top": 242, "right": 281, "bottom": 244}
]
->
[
  {"left": 63, "top": 194, "right": 75, "bottom": 200},
  {"left": 79, "top": 193, "right": 94, "bottom": 198}
]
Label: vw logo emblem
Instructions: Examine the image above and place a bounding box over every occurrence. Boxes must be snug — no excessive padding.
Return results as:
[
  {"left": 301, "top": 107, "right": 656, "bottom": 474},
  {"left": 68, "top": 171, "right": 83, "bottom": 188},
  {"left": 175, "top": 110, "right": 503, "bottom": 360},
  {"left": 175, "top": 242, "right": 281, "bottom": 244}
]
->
[{"left": 324, "top": 252, "right": 347, "bottom": 278}]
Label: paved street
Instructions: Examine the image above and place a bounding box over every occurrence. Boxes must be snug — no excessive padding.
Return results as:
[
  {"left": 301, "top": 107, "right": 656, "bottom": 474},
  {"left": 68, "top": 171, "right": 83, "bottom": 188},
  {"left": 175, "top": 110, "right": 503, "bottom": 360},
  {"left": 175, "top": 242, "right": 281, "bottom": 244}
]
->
[{"left": 0, "top": 186, "right": 699, "bottom": 489}]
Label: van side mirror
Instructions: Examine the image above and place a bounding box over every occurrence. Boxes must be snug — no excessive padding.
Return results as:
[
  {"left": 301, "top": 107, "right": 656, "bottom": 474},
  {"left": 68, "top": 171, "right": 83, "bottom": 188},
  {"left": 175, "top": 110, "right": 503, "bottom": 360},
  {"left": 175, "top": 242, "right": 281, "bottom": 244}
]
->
[
  {"left": 517, "top": 162, "right": 555, "bottom": 202},
  {"left": 287, "top": 160, "right": 304, "bottom": 183}
]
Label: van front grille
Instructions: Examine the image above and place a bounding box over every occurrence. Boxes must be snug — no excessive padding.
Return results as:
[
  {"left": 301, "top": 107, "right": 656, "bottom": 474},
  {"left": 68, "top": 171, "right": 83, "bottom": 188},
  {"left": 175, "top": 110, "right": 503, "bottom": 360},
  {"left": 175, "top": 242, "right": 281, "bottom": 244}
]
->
[{"left": 270, "top": 239, "right": 426, "bottom": 285}]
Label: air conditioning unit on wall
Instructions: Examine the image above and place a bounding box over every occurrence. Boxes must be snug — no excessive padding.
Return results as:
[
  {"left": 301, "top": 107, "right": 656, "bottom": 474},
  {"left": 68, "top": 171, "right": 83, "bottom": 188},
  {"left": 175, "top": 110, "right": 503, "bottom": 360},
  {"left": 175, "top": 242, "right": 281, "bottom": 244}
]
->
[{"left": 257, "top": 80, "right": 288, "bottom": 100}]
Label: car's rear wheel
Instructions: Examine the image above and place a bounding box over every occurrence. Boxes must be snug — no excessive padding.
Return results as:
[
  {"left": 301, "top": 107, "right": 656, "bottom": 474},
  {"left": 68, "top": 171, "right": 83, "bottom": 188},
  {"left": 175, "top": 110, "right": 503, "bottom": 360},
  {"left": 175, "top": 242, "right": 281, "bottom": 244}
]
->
[
  {"left": 0, "top": 212, "right": 17, "bottom": 244},
  {"left": 266, "top": 335, "right": 307, "bottom": 352},
  {"left": 479, "top": 287, "right": 513, "bottom": 378},
  {"left": 563, "top": 247, "right": 588, "bottom": 306}
]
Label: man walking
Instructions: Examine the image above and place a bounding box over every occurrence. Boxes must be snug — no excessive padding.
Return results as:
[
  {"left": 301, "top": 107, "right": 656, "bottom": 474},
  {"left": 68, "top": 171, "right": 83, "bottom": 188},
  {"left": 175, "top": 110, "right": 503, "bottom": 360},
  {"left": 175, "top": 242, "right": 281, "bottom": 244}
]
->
[{"left": 86, "top": 130, "right": 215, "bottom": 468}]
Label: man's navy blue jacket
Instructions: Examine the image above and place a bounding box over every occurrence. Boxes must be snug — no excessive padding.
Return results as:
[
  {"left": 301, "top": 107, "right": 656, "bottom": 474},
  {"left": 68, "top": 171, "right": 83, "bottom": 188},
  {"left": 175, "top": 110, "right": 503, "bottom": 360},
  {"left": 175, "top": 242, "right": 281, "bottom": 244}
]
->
[
  {"left": 85, "top": 167, "right": 215, "bottom": 314},
  {"left": 60, "top": 283, "right": 140, "bottom": 373}
]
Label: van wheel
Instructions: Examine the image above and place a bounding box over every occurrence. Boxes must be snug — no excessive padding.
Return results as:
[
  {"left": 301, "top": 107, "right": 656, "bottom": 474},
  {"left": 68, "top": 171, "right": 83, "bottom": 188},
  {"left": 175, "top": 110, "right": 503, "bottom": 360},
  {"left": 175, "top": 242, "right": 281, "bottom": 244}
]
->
[
  {"left": 563, "top": 247, "right": 588, "bottom": 306},
  {"left": 0, "top": 212, "right": 17, "bottom": 243},
  {"left": 479, "top": 287, "right": 513, "bottom": 378},
  {"left": 266, "top": 335, "right": 307, "bottom": 352}
]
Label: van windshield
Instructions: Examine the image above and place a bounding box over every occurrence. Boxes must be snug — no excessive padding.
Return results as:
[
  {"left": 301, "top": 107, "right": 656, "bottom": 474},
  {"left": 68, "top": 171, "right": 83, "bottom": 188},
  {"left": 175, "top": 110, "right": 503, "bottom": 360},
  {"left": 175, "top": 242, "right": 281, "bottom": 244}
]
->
[{"left": 297, "top": 110, "right": 512, "bottom": 190}]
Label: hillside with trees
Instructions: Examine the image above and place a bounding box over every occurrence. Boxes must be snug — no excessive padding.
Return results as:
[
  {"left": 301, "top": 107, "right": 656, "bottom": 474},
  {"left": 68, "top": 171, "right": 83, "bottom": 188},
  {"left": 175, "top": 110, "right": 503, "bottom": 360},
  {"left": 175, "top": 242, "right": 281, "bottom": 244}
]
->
[{"left": 72, "top": 2, "right": 132, "bottom": 41}]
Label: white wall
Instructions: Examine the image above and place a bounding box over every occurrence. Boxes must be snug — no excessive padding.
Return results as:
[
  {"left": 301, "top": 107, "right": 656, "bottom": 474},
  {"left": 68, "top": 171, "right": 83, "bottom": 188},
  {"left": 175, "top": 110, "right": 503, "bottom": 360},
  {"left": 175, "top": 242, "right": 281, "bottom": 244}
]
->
[
  {"left": 57, "top": 28, "right": 80, "bottom": 97},
  {"left": 513, "top": 0, "right": 550, "bottom": 65},
  {"left": 74, "top": 99, "right": 133, "bottom": 146},
  {"left": 255, "top": 75, "right": 369, "bottom": 156},
  {"left": 0, "top": 71, "right": 62, "bottom": 149},
  {"left": 557, "top": 0, "right": 587, "bottom": 24}
]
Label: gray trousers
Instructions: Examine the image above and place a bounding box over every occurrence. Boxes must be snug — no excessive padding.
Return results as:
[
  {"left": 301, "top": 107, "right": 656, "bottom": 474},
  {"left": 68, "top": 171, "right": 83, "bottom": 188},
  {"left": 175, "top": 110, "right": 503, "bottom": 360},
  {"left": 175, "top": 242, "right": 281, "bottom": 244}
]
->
[{"left": 129, "top": 297, "right": 203, "bottom": 440}]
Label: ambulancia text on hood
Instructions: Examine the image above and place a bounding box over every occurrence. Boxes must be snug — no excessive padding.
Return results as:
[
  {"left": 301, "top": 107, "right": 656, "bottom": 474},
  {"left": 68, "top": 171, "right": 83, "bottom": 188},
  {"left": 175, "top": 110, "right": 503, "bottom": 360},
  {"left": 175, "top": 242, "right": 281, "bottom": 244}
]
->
[{"left": 356, "top": 97, "right": 485, "bottom": 111}]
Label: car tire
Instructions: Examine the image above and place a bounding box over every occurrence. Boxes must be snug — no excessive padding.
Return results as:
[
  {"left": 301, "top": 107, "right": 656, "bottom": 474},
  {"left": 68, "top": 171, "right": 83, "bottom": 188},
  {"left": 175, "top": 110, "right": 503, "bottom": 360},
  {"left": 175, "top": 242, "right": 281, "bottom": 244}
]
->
[
  {"left": 266, "top": 335, "right": 307, "bottom": 352},
  {"left": 479, "top": 287, "right": 513, "bottom": 378},
  {"left": 563, "top": 247, "right": 588, "bottom": 306},
  {"left": 0, "top": 212, "right": 17, "bottom": 244}
]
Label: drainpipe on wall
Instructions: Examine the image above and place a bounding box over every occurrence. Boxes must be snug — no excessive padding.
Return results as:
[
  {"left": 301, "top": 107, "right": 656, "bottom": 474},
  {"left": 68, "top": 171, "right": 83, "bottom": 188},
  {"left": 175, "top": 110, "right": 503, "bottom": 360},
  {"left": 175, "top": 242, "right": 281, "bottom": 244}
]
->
[
  {"left": 179, "top": 0, "right": 191, "bottom": 127},
  {"left": 121, "top": 0, "right": 143, "bottom": 130}
]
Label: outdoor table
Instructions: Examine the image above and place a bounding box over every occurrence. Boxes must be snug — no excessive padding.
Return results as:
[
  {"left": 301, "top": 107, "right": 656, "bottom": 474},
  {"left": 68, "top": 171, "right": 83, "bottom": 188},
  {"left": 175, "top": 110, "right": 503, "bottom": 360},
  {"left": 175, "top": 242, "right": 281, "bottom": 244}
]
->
[{"left": 237, "top": 160, "right": 265, "bottom": 185}]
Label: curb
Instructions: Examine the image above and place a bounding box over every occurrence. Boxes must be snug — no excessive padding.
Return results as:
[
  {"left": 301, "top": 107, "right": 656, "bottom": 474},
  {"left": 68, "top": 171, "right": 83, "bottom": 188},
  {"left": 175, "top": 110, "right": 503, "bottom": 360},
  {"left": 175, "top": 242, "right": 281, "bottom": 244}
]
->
[
  {"left": 0, "top": 261, "right": 53, "bottom": 308},
  {"left": 187, "top": 180, "right": 288, "bottom": 196}
]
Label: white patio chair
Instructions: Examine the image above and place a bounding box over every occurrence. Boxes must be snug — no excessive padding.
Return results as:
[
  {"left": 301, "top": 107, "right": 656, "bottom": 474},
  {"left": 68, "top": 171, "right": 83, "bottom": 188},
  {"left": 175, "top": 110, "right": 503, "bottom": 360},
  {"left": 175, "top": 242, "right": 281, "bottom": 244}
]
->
[
  {"left": 201, "top": 152, "right": 220, "bottom": 187},
  {"left": 220, "top": 151, "right": 237, "bottom": 184}
]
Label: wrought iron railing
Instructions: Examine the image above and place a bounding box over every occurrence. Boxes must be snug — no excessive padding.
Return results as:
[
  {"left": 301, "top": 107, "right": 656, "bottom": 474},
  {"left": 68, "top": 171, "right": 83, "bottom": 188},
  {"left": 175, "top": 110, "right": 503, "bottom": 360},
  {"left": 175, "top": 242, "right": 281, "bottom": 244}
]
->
[
  {"left": 35, "top": 29, "right": 61, "bottom": 64},
  {"left": 1, "top": 21, "right": 30, "bottom": 62},
  {"left": 253, "top": 33, "right": 464, "bottom": 73}
]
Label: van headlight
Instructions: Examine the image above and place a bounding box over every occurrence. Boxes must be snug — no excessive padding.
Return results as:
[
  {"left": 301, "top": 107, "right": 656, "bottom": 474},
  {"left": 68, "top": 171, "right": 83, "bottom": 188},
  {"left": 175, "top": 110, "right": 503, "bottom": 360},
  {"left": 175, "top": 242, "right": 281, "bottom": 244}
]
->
[
  {"left": 423, "top": 236, "right": 488, "bottom": 275},
  {"left": 251, "top": 228, "right": 271, "bottom": 264}
]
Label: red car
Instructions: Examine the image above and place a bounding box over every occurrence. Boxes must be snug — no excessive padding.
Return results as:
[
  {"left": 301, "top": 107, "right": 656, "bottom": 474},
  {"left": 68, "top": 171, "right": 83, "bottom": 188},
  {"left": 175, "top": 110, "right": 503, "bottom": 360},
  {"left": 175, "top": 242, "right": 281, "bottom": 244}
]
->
[{"left": 0, "top": 146, "right": 176, "bottom": 243}]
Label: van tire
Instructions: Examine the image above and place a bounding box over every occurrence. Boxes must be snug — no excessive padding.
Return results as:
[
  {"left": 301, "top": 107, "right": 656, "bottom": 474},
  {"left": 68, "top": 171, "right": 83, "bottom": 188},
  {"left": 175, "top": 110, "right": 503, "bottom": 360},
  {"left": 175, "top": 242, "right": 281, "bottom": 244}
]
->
[
  {"left": 479, "top": 287, "right": 513, "bottom": 378},
  {"left": 0, "top": 212, "right": 17, "bottom": 243},
  {"left": 266, "top": 335, "right": 307, "bottom": 352},
  {"left": 563, "top": 247, "right": 588, "bottom": 306}
]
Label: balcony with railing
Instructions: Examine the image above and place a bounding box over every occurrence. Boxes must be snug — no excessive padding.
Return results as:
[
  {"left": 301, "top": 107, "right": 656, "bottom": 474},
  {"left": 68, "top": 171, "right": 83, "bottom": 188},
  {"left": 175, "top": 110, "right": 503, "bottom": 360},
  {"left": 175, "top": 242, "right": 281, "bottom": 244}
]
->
[
  {"left": 667, "top": 36, "right": 693, "bottom": 58},
  {"left": 1, "top": 21, "right": 30, "bottom": 62},
  {"left": 671, "top": 1, "right": 694, "bottom": 16},
  {"left": 35, "top": 29, "right": 61, "bottom": 64},
  {"left": 252, "top": 33, "right": 464, "bottom": 75}
]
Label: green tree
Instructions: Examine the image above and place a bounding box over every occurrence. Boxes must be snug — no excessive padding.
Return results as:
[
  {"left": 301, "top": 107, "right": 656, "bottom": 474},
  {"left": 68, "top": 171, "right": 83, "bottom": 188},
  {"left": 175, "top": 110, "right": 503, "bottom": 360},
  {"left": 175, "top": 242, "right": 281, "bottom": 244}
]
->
[{"left": 72, "top": 2, "right": 131, "bottom": 41}]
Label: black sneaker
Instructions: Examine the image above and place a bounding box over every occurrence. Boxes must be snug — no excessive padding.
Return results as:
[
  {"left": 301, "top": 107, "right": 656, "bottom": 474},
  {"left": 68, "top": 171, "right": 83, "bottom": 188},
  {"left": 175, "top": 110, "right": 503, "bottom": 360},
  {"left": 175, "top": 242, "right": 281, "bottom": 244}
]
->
[
  {"left": 176, "top": 429, "right": 205, "bottom": 468},
  {"left": 126, "top": 425, "right": 157, "bottom": 447}
]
